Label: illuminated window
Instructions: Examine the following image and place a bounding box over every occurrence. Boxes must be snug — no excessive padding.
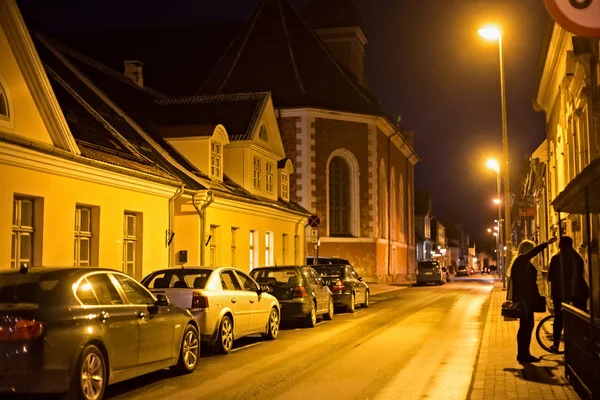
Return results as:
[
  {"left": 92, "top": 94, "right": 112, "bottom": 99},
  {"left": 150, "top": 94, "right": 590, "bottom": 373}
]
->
[
  {"left": 281, "top": 172, "right": 289, "bottom": 201},
  {"left": 329, "top": 156, "right": 351, "bottom": 236},
  {"left": 253, "top": 156, "right": 261, "bottom": 189},
  {"left": 75, "top": 206, "right": 92, "bottom": 267},
  {"left": 282, "top": 234, "right": 288, "bottom": 264},
  {"left": 265, "top": 232, "right": 273, "bottom": 266},
  {"left": 259, "top": 125, "right": 268, "bottom": 141},
  {"left": 210, "top": 141, "right": 221, "bottom": 178},
  {"left": 209, "top": 225, "right": 219, "bottom": 266},
  {"left": 11, "top": 197, "right": 34, "bottom": 268},
  {"left": 0, "top": 82, "right": 8, "bottom": 120},
  {"left": 231, "top": 227, "right": 238, "bottom": 267},
  {"left": 123, "top": 213, "right": 139, "bottom": 277},
  {"left": 266, "top": 162, "right": 274, "bottom": 193}
]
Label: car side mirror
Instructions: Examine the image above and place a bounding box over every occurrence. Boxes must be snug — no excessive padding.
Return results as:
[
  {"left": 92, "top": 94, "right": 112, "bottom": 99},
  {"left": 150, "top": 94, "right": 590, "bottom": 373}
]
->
[
  {"left": 258, "top": 285, "right": 271, "bottom": 294},
  {"left": 155, "top": 294, "right": 170, "bottom": 307},
  {"left": 358, "top": 277, "right": 364, "bottom": 282}
]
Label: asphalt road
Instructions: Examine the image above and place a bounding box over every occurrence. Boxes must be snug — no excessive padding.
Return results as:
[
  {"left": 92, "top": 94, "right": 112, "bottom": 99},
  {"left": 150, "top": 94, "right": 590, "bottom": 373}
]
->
[{"left": 98, "top": 278, "right": 494, "bottom": 400}]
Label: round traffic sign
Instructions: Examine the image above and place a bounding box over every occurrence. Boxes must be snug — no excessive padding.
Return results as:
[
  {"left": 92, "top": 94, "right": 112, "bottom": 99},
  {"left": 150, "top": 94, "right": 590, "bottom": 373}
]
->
[{"left": 308, "top": 215, "right": 321, "bottom": 228}]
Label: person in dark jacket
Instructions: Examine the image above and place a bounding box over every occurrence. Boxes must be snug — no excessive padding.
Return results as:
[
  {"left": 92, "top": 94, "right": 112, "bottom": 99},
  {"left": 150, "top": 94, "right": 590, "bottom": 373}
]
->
[
  {"left": 547, "top": 235, "right": 589, "bottom": 352},
  {"left": 509, "top": 237, "right": 557, "bottom": 363}
]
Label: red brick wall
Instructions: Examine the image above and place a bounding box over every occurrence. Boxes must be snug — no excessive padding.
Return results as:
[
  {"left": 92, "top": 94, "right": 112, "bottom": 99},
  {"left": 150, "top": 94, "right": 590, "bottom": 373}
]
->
[
  {"left": 314, "top": 117, "right": 370, "bottom": 236},
  {"left": 278, "top": 116, "right": 301, "bottom": 203},
  {"left": 318, "top": 241, "right": 378, "bottom": 282}
]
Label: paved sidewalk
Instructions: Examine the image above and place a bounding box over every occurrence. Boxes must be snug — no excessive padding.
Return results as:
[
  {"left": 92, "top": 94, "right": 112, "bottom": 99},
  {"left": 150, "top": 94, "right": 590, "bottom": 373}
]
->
[
  {"left": 368, "top": 282, "right": 414, "bottom": 295},
  {"left": 468, "top": 281, "right": 580, "bottom": 399}
]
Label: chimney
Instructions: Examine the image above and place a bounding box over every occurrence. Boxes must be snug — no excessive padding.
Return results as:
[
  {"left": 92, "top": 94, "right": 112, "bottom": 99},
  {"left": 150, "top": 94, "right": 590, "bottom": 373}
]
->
[{"left": 124, "top": 60, "right": 143, "bottom": 87}]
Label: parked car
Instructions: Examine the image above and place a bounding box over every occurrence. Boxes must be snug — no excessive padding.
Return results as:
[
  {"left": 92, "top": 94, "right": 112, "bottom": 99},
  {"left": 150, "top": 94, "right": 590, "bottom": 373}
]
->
[
  {"left": 250, "top": 266, "right": 333, "bottom": 327},
  {"left": 416, "top": 261, "right": 446, "bottom": 285},
  {"left": 141, "top": 267, "right": 280, "bottom": 354},
  {"left": 306, "top": 256, "right": 351, "bottom": 266},
  {"left": 0, "top": 267, "right": 199, "bottom": 400},
  {"left": 456, "top": 265, "right": 471, "bottom": 277},
  {"left": 311, "top": 264, "right": 370, "bottom": 312}
]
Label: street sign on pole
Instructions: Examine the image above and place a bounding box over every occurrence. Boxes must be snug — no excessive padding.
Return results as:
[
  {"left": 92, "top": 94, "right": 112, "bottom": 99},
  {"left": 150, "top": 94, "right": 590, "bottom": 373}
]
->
[
  {"left": 310, "top": 228, "right": 318, "bottom": 244},
  {"left": 308, "top": 215, "right": 321, "bottom": 228}
]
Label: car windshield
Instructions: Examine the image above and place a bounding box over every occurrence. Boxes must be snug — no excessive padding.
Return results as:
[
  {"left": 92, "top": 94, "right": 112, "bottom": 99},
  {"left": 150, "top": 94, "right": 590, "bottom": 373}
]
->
[
  {"left": 312, "top": 266, "right": 344, "bottom": 277},
  {"left": 142, "top": 269, "right": 212, "bottom": 289},
  {"left": 250, "top": 268, "right": 301, "bottom": 286},
  {"left": 0, "top": 272, "right": 59, "bottom": 304}
]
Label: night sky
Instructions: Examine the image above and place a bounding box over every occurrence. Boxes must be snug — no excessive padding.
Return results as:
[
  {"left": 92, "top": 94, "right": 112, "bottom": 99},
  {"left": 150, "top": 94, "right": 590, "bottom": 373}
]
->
[{"left": 19, "top": 0, "right": 552, "bottom": 247}]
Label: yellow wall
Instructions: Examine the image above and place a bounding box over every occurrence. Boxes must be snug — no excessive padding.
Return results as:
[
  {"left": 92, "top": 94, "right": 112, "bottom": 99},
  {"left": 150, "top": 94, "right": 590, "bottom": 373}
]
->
[
  {"left": 0, "top": 23, "right": 53, "bottom": 145},
  {"left": 0, "top": 160, "right": 171, "bottom": 279},
  {"left": 173, "top": 197, "right": 306, "bottom": 272}
]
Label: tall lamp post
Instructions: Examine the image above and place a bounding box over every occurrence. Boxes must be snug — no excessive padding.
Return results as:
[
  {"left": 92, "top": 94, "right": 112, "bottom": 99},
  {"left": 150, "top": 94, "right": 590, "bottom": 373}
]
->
[
  {"left": 487, "top": 158, "right": 506, "bottom": 288},
  {"left": 480, "top": 25, "right": 512, "bottom": 288}
]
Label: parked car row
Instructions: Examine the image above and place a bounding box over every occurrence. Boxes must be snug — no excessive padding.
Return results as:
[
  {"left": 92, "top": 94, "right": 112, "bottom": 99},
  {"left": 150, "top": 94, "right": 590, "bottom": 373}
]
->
[
  {"left": 416, "top": 261, "right": 448, "bottom": 285},
  {"left": 0, "top": 261, "right": 370, "bottom": 400}
]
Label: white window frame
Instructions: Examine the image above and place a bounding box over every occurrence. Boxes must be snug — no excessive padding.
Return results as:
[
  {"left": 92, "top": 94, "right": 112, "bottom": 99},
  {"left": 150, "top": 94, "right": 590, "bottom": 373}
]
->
[
  {"left": 75, "top": 206, "right": 92, "bottom": 267},
  {"left": 265, "top": 232, "right": 273, "bottom": 266},
  {"left": 281, "top": 172, "right": 289, "bottom": 201},
  {"left": 209, "top": 225, "right": 219, "bottom": 266},
  {"left": 11, "top": 197, "right": 34, "bottom": 269},
  {"left": 282, "top": 233, "right": 288, "bottom": 264},
  {"left": 266, "top": 162, "right": 274, "bottom": 193},
  {"left": 211, "top": 141, "right": 222, "bottom": 178},
  {"left": 231, "top": 227, "right": 238, "bottom": 267},
  {"left": 325, "top": 148, "right": 360, "bottom": 237},
  {"left": 123, "top": 213, "right": 138, "bottom": 276},
  {"left": 249, "top": 230, "right": 257, "bottom": 270},
  {"left": 259, "top": 125, "right": 268, "bottom": 141},
  {"left": 294, "top": 235, "right": 300, "bottom": 264},
  {"left": 0, "top": 81, "right": 9, "bottom": 121},
  {"left": 253, "top": 156, "right": 261, "bottom": 190}
]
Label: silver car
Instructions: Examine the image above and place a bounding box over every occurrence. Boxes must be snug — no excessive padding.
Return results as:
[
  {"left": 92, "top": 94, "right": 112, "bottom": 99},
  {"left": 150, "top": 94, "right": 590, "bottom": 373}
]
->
[{"left": 141, "top": 267, "right": 280, "bottom": 354}]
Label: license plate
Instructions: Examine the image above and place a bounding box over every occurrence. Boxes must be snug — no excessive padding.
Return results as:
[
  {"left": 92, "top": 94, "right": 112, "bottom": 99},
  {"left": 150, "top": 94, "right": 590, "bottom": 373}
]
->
[{"left": 425, "top": 272, "right": 433, "bottom": 275}]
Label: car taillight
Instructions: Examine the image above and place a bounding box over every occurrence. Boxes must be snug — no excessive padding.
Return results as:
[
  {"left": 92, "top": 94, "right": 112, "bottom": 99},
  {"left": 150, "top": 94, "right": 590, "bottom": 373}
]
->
[
  {"left": 0, "top": 319, "right": 44, "bottom": 342},
  {"left": 191, "top": 291, "right": 209, "bottom": 309},
  {"left": 293, "top": 286, "right": 308, "bottom": 297},
  {"left": 332, "top": 280, "right": 345, "bottom": 292}
]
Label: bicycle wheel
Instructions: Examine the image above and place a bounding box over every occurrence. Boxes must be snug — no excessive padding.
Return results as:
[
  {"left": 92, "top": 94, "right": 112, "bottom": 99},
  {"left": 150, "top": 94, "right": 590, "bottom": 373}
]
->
[{"left": 536, "top": 314, "right": 565, "bottom": 354}]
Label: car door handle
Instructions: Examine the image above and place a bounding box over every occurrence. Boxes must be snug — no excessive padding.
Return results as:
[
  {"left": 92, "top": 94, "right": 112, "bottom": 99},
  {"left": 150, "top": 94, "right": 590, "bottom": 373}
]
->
[
  {"left": 250, "top": 299, "right": 255, "bottom": 304},
  {"left": 97, "top": 311, "right": 110, "bottom": 321},
  {"left": 231, "top": 298, "right": 237, "bottom": 304},
  {"left": 137, "top": 312, "right": 146, "bottom": 319}
]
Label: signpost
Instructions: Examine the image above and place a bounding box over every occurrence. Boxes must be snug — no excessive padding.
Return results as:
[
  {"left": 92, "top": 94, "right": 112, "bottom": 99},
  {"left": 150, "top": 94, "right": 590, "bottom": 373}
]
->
[{"left": 308, "top": 215, "right": 320, "bottom": 261}]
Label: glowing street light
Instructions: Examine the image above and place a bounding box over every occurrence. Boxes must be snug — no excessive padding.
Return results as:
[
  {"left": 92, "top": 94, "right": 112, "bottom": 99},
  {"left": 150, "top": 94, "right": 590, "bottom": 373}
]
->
[
  {"left": 487, "top": 228, "right": 492, "bottom": 233},
  {"left": 494, "top": 226, "right": 499, "bottom": 231},
  {"left": 478, "top": 25, "right": 501, "bottom": 41},
  {"left": 493, "top": 232, "right": 498, "bottom": 237},
  {"left": 493, "top": 198, "right": 501, "bottom": 205},
  {"left": 486, "top": 158, "right": 500, "bottom": 173}
]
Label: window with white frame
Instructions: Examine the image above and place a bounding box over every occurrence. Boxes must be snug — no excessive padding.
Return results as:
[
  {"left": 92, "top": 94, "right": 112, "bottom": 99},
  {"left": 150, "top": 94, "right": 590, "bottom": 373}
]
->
[
  {"left": 253, "top": 156, "right": 261, "bottom": 189},
  {"left": 249, "top": 230, "right": 257, "bottom": 270},
  {"left": 11, "top": 197, "right": 34, "bottom": 268},
  {"left": 209, "top": 225, "right": 219, "bottom": 266},
  {"left": 266, "top": 162, "right": 274, "bottom": 193},
  {"left": 74, "top": 206, "right": 92, "bottom": 266},
  {"left": 282, "top": 234, "right": 288, "bottom": 264},
  {"left": 231, "top": 227, "right": 238, "bottom": 267},
  {"left": 0, "top": 82, "right": 9, "bottom": 120},
  {"left": 281, "top": 172, "right": 289, "bottom": 201},
  {"left": 294, "top": 235, "right": 300, "bottom": 264},
  {"left": 259, "top": 125, "right": 268, "bottom": 141},
  {"left": 211, "top": 141, "right": 222, "bottom": 178},
  {"left": 123, "top": 213, "right": 138, "bottom": 277},
  {"left": 265, "top": 232, "right": 273, "bottom": 266},
  {"left": 330, "top": 156, "right": 352, "bottom": 236}
]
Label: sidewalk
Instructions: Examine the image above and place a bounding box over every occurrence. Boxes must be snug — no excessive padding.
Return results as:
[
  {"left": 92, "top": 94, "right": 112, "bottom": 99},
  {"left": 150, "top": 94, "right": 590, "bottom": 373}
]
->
[{"left": 468, "top": 281, "right": 580, "bottom": 399}]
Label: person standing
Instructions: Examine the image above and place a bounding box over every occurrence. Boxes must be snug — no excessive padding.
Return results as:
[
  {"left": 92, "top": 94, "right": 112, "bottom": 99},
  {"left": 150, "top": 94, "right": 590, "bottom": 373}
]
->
[
  {"left": 510, "top": 237, "right": 557, "bottom": 363},
  {"left": 547, "top": 235, "right": 589, "bottom": 352}
]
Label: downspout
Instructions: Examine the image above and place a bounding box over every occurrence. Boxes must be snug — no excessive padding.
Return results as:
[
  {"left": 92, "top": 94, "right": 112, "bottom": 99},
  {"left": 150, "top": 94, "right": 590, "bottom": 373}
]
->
[
  {"left": 388, "top": 131, "right": 400, "bottom": 278},
  {"left": 168, "top": 185, "right": 185, "bottom": 268},
  {"left": 192, "top": 191, "right": 214, "bottom": 266}
]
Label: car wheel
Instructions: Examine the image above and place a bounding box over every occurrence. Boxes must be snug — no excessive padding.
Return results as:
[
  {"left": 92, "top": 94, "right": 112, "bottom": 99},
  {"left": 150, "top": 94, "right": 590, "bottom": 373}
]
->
[
  {"left": 66, "top": 344, "right": 107, "bottom": 400},
  {"left": 348, "top": 293, "right": 356, "bottom": 313},
  {"left": 362, "top": 290, "right": 370, "bottom": 308},
  {"left": 305, "top": 301, "right": 317, "bottom": 327},
  {"left": 323, "top": 297, "right": 334, "bottom": 320},
  {"left": 214, "top": 315, "right": 234, "bottom": 354},
  {"left": 264, "top": 307, "right": 279, "bottom": 340},
  {"left": 173, "top": 324, "right": 200, "bottom": 374}
]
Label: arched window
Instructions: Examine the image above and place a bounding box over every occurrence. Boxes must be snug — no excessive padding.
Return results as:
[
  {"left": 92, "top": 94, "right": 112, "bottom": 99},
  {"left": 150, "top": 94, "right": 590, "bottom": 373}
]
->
[
  {"left": 379, "top": 160, "right": 387, "bottom": 239},
  {"left": 259, "top": 125, "right": 268, "bottom": 142},
  {"left": 399, "top": 173, "right": 405, "bottom": 242},
  {"left": 329, "top": 156, "right": 351, "bottom": 236},
  {"left": 390, "top": 168, "right": 397, "bottom": 240},
  {"left": 0, "top": 82, "right": 9, "bottom": 120}
]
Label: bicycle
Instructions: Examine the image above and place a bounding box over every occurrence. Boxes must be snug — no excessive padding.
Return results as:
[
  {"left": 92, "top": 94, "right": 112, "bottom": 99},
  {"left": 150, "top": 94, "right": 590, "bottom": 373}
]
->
[{"left": 535, "top": 313, "right": 565, "bottom": 354}]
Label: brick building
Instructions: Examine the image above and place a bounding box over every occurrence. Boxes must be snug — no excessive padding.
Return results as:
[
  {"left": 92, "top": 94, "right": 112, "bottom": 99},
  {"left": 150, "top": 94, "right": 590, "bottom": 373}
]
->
[{"left": 51, "top": 0, "right": 419, "bottom": 282}]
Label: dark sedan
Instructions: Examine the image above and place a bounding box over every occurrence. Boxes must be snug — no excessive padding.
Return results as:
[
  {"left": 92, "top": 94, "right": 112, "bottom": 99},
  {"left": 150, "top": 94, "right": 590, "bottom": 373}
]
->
[
  {"left": 250, "top": 266, "right": 333, "bottom": 327},
  {"left": 0, "top": 267, "right": 200, "bottom": 400},
  {"left": 311, "top": 264, "right": 369, "bottom": 312}
]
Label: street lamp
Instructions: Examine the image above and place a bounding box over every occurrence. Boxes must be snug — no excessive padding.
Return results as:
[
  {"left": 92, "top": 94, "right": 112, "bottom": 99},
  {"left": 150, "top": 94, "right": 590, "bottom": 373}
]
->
[
  {"left": 493, "top": 198, "right": 501, "bottom": 205},
  {"left": 480, "top": 25, "right": 511, "bottom": 289}
]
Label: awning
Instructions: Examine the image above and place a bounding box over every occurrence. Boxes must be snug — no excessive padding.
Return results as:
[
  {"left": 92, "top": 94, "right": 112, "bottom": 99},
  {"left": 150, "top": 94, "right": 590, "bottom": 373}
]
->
[{"left": 552, "top": 156, "right": 600, "bottom": 214}]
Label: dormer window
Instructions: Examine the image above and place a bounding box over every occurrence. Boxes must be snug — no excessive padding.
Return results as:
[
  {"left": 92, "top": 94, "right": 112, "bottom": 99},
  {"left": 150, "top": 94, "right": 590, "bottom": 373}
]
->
[
  {"left": 253, "top": 156, "right": 261, "bottom": 189},
  {"left": 266, "top": 162, "right": 274, "bottom": 193},
  {"left": 281, "top": 172, "right": 289, "bottom": 201},
  {"left": 0, "top": 82, "right": 9, "bottom": 120},
  {"left": 259, "top": 125, "right": 268, "bottom": 142},
  {"left": 210, "top": 141, "right": 222, "bottom": 178}
]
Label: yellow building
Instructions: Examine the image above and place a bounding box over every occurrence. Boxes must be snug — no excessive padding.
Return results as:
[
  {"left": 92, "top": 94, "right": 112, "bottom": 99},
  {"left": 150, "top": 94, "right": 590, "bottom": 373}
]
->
[{"left": 0, "top": 0, "right": 308, "bottom": 278}]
